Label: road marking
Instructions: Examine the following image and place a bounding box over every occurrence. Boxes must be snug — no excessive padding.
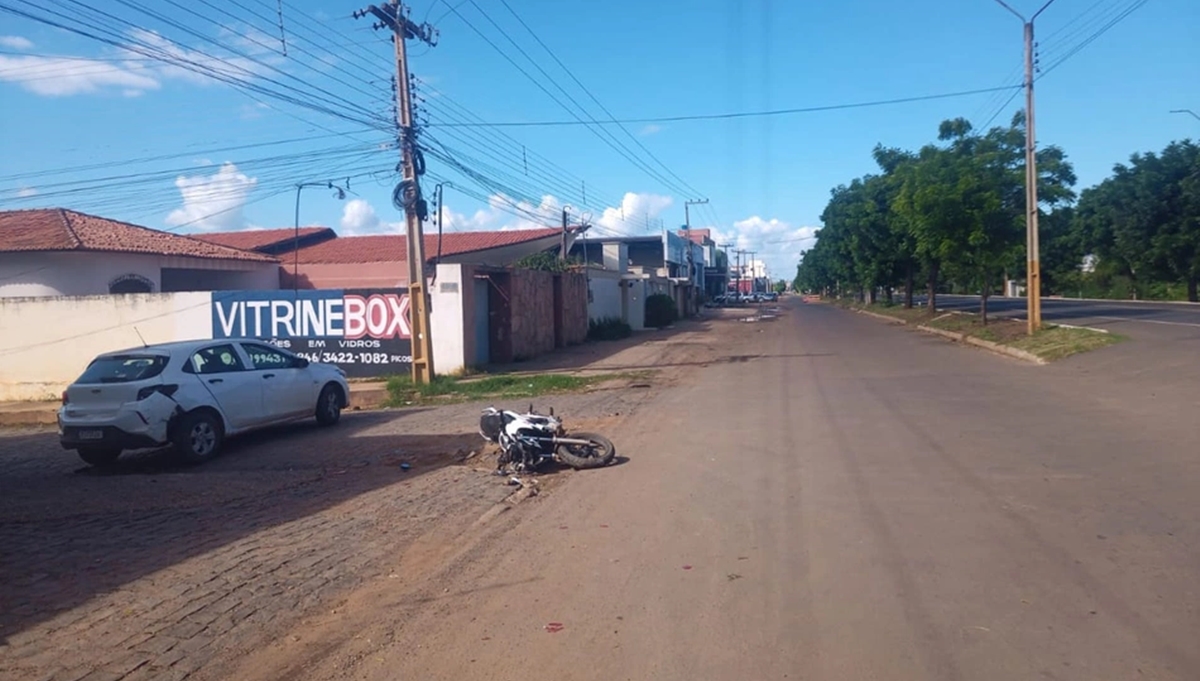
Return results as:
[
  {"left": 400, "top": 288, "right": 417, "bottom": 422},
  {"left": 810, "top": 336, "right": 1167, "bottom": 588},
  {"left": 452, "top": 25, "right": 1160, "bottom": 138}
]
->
[{"left": 1087, "top": 316, "right": 1200, "bottom": 329}]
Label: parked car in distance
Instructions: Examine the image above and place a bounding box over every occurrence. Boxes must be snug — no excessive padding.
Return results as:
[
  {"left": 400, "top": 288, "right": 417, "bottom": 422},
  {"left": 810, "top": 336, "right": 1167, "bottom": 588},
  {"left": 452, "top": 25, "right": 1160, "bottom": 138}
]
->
[{"left": 58, "top": 339, "right": 351, "bottom": 467}]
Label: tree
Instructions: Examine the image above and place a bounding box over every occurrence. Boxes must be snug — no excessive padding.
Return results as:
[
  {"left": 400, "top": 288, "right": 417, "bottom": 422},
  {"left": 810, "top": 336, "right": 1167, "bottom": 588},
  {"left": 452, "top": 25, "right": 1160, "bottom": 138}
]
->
[{"left": 1076, "top": 140, "right": 1200, "bottom": 300}]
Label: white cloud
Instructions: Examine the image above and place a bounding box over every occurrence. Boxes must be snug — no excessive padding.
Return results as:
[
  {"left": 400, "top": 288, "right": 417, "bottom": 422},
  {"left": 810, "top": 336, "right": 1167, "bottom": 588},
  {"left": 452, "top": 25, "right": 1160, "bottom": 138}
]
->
[
  {"left": 16, "top": 186, "right": 38, "bottom": 198},
  {"left": 708, "top": 216, "right": 818, "bottom": 281},
  {"left": 0, "top": 36, "right": 34, "bottom": 50},
  {"left": 639, "top": 124, "right": 663, "bottom": 136},
  {"left": 165, "top": 162, "right": 257, "bottom": 231},
  {"left": 0, "top": 54, "right": 160, "bottom": 96},
  {"left": 596, "top": 192, "right": 674, "bottom": 235},
  {"left": 340, "top": 198, "right": 393, "bottom": 235},
  {"left": 0, "top": 27, "right": 281, "bottom": 98},
  {"left": 126, "top": 27, "right": 276, "bottom": 85}
]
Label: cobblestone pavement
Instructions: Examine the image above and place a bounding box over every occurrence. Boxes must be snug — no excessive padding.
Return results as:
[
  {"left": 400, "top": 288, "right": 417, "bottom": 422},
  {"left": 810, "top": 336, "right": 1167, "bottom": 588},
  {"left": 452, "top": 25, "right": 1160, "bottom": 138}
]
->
[{"left": 0, "top": 381, "right": 654, "bottom": 681}]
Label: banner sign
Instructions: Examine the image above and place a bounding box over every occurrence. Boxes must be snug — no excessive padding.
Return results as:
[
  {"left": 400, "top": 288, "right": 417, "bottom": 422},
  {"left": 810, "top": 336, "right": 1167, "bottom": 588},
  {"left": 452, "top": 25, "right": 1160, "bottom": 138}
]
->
[{"left": 211, "top": 289, "right": 413, "bottom": 377}]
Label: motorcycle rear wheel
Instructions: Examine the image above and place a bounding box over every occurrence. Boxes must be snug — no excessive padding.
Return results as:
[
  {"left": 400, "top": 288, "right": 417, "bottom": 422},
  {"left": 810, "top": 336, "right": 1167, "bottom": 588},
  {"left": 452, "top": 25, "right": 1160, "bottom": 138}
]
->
[{"left": 556, "top": 432, "right": 616, "bottom": 469}]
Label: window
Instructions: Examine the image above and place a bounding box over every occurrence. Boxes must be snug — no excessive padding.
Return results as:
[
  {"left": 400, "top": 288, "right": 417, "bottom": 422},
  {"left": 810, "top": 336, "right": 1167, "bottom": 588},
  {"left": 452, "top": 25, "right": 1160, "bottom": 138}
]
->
[
  {"left": 78, "top": 355, "right": 168, "bottom": 384},
  {"left": 241, "top": 343, "right": 296, "bottom": 370},
  {"left": 188, "top": 345, "right": 246, "bottom": 374},
  {"left": 108, "top": 274, "right": 154, "bottom": 294}
]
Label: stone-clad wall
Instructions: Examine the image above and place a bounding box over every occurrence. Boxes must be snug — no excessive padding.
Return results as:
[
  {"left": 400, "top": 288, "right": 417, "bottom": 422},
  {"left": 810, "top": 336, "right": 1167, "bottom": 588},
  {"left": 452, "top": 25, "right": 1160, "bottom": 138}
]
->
[
  {"left": 509, "top": 269, "right": 556, "bottom": 361},
  {"left": 560, "top": 272, "right": 588, "bottom": 346},
  {"left": 507, "top": 269, "right": 588, "bottom": 361}
]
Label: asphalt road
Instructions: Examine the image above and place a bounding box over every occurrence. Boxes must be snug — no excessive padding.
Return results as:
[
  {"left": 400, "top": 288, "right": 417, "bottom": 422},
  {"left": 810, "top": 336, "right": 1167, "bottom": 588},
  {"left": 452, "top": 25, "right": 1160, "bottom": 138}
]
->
[
  {"left": 933, "top": 294, "right": 1200, "bottom": 340},
  {"left": 265, "top": 299, "right": 1200, "bottom": 681}
]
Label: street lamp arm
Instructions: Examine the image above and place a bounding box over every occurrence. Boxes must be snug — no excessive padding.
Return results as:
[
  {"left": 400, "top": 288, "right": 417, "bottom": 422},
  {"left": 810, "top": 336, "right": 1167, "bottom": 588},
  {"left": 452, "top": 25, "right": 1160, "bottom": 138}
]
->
[
  {"left": 992, "top": 0, "right": 1026, "bottom": 22},
  {"left": 1032, "top": 0, "right": 1058, "bottom": 21},
  {"left": 1170, "top": 109, "right": 1200, "bottom": 121}
]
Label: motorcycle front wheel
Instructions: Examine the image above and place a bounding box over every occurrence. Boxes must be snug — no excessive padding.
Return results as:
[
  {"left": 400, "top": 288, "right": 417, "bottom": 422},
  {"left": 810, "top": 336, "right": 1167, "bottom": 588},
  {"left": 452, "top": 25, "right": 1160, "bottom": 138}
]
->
[{"left": 556, "top": 432, "right": 616, "bottom": 469}]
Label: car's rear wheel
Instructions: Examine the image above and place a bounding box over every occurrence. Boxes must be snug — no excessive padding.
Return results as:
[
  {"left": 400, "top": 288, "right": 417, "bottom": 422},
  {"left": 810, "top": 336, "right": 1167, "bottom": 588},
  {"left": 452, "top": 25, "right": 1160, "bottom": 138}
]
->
[
  {"left": 173, "top": 410, "right": 224, "bottom": 464},
  {"left": 77, "top": 447, "right": 121, "bottom": 467},
  {"left": 315, "top": 384, "right": 343, "bottom": 426}
]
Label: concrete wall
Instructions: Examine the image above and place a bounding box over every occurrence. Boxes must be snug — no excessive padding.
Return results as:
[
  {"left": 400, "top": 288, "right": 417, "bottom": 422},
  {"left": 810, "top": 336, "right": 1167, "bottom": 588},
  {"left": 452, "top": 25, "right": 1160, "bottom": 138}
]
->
[
  {"left": 508, "top": 269, "right": 557, "bottom": 361},
  {"left": 0, "top": 252, "right": 280, "bottom": 298},
  {"left": 428, "top": 264, "right": 473, "bottom": 375},
  {"left": 587, "top": 269, "right": 624, "bottom": 322},
  {"left": 0, "top": 292, "right": 211, "bottom": 400},
  {"left": 625, "top": 279, "right": 647, "bottom": 331}
]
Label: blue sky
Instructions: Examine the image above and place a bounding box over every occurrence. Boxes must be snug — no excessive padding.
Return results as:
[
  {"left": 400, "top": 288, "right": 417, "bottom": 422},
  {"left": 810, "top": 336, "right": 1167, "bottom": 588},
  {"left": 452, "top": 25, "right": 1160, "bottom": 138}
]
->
[{"left": 0, "top": 0, "right": 1196, "bottom": 279}]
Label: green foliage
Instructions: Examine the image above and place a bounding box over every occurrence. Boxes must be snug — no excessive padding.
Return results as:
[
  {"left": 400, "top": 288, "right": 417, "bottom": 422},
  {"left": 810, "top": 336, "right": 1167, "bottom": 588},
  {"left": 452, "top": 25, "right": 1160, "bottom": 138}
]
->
[
  {"left": 796, "top": 112, "right": 1078, "bottom": 314},
  {"left": 644, "top": 293, "right": 678, "bottom": 329},
  {"left": 1073, "top": 140, "right": 1200, "bottom": 300},
  {"left": 588, "top": 316, "right": 633, "bottom": 341},
  {"left": 514, "top": 250, "right": 580, "bottom": 272}
]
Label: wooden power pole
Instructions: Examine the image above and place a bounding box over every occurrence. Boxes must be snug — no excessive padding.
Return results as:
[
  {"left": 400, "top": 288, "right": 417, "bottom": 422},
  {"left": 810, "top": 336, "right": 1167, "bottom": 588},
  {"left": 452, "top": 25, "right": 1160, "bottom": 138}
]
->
[
  {"left": 356, "top": 0, "right": 438, "bottom": 383},
  {"left": 994, "top": 0, "right": 1056, "bottom": 334}
]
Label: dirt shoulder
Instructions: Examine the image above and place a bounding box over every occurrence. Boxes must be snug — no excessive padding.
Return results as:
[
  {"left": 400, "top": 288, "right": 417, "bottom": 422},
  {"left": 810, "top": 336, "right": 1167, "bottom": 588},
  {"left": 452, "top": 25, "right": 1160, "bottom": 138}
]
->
[{"left": 828, "top": 299, "right": 1123, "bottom": 362}]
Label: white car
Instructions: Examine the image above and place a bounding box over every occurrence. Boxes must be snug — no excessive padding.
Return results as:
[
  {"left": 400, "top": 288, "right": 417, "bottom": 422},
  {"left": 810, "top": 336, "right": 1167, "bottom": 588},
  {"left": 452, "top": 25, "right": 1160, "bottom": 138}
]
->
[{"left": 58, "top": 339, "right": 351, "bottom": 467}]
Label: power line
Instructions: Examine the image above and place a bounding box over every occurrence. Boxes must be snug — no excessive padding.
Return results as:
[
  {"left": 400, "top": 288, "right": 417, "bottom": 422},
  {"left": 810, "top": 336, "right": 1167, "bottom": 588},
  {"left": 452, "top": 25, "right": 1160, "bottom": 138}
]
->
[
  {"left": 1039, "top": 0, "right": 1150, "bottom": 77},
  {"left": 428, "top": 84, "right": 1024, "bottom": 128},
  {"left": 492, "top": 0, "right": 708, "bottom": 201}
]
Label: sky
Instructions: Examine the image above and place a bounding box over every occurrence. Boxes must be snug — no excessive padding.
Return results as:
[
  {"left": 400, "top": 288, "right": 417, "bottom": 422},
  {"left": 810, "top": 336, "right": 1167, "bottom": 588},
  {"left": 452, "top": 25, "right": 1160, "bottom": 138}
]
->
[{"left": 0, "top": 0, "right": 1197, "bottom": 281}]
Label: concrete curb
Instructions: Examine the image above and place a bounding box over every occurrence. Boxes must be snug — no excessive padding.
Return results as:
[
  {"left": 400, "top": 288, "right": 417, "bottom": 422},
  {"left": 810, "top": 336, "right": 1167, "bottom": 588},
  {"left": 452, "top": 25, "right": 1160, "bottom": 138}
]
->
[
  {"left": 854, "top": 309, "right": 908, "bottom": 324},
  {"left": 1050, "top": 322, "right": 1111, "bottom": 335},
  {"left": 916, "top": 325, "right": 1047, "bottom": 365}
]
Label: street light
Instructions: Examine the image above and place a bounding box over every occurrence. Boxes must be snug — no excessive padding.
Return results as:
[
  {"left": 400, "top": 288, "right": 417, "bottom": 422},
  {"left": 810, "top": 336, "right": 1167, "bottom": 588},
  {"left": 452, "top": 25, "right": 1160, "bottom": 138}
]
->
[
  {"left": 1170, "top": 109, "right": 1200, "bottom": 122},
  {"left": 293, "top": 181, "right": 347, "bottom": 293},
  {"left": 992, "top": 0, "right": 1058, "bottom": 335}
]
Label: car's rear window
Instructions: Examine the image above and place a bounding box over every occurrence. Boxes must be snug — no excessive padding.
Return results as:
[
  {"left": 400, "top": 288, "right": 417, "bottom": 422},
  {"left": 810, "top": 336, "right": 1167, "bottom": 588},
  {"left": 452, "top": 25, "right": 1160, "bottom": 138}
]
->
[{"left": 77, "top": 355, "right": 168, "bottom": 384}]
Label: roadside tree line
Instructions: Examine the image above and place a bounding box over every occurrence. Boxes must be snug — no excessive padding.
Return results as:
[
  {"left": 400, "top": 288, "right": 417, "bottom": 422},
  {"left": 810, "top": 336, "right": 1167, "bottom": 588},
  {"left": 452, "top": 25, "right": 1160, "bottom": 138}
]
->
[{"left": 794, "top": 114, "right": 1200, "bottom": 316}]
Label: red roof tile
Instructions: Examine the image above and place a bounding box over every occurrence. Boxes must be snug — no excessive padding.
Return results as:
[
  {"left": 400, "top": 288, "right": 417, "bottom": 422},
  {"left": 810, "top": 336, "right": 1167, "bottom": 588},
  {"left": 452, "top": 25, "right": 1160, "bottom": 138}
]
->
[
  {"left": 0, "top": 209, "right": 277, "bottom": 262},
  {"left": 195, "top": 226, "right": 334, "bottom": 252},
  {"left": 290, "top": 228, "right": 563, "bottom": 264}
]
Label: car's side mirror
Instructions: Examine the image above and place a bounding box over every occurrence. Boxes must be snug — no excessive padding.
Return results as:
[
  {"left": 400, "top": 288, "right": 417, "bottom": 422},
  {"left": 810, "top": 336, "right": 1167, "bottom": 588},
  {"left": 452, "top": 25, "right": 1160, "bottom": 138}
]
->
[{"left": 294, "top": 357, "right": 309, "bottom": 368}]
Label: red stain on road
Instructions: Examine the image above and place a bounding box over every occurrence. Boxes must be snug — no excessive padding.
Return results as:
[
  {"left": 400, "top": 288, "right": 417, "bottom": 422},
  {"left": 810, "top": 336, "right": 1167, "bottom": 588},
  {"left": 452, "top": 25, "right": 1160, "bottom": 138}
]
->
[{"left": 544, "top": 622, "right": 564, "bottom": 633}]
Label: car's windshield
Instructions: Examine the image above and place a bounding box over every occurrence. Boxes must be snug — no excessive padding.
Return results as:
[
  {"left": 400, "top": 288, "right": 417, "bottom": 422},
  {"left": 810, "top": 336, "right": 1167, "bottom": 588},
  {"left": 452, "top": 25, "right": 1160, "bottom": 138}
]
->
[{"left": 77, "top": 355, "right": 168, "bottom": 384}]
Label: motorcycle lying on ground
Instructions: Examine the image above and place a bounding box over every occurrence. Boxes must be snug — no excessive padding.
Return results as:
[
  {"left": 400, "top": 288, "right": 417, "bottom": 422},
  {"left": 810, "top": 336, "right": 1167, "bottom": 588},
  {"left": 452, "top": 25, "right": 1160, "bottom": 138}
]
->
[{"left": 479, "top": 406, "right": 616, "bottom": 473}]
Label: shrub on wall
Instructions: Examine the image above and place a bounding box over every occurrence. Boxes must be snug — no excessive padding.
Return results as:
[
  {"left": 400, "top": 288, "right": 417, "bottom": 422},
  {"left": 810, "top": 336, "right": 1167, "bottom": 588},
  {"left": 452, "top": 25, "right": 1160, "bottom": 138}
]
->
[
  {"left": 645, "top": 293, "right": 678, "bottom": 329},
  {"left": 588, "top": 317, "right": 632, "bottom": 341}
]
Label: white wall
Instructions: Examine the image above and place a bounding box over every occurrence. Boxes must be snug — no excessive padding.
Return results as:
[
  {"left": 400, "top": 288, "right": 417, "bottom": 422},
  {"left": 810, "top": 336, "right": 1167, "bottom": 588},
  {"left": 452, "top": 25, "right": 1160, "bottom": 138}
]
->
[
  {"left": 602, "top": 243, "right": 627, "bottom": 272},
  {"left": 625, "top": 279, "right": 646, "bottom": 331},
  {"left": 587, "top": 269, "right": 623, "bottom": 323},
  {"left": 0, "top": 252, "right": 162, "bottom": 298},
  {"left": 0, "top": 292, "right": 211, "bottom": 400},
  {"left": 428, "top": 264, "right": 469, "bottom": 375},
  {"left": 0, "top": 252, "right": 280, "bottom": 298}
]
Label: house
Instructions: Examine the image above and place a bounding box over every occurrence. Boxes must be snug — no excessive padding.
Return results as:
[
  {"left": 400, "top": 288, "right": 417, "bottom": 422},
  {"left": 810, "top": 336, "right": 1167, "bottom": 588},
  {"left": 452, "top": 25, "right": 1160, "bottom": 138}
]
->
[
  {"left": 0, "top": 209, "right": 280, "bottom": 298},
  {"left": 196, "top": 226, "right": 337, "bottom": 255},
  {"left": 678, "top": 228, "right": 727, "bottom": 299},
  {"left": 569, "top": 232, "right": 701, "bottom": 326},
  {"left": 195, "top": 227, "right": 574, "bottom": 290}
]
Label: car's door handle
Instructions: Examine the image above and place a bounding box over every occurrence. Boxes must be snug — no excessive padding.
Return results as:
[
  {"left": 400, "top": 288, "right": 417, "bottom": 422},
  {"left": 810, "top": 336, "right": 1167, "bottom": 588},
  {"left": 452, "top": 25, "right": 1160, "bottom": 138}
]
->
[
  {"left": 263, "top": 373, "right": 275, "bottom": 379},
  {"left": 208, "top": 378, "right": 223, "bottom": 384}
]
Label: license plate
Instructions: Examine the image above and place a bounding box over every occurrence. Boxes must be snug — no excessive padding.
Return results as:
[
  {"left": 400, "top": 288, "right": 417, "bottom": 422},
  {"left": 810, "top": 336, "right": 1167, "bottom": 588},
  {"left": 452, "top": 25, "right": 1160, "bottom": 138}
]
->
[{"left": 78, "top": 430, "right": 104, "bottom": 441}]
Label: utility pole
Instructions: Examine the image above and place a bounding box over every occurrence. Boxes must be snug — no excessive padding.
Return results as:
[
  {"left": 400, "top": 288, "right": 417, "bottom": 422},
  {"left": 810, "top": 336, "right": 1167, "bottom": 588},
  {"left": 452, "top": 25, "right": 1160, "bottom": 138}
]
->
[
  {"left": 356, "top": 0, "right": 438, "bottom": 383},
  {"left": 560, "top": 206, "right": 571, "bottom": 260},
  {"left": 994, "top": 0, "right": 1056, "bottom": 335},
  {"left": 684, "top": 198, "right": 708, "bottom": 307},
  {"left": 729, "top": 246, "right": 739, "bottom": 294},
  {"left": 747, "top": 252, "right": 758, "bottom": 294}
]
